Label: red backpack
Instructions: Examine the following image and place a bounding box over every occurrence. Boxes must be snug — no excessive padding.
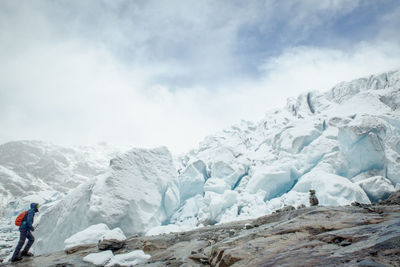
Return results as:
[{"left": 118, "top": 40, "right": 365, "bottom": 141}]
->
[{"left": 15, "top": 211, "right": 27, "bottom": 226}]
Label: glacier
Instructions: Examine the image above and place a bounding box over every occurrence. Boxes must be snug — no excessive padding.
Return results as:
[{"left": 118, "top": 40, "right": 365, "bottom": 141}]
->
[
  {"left": 2, "top": 70, "right": 400, "bottom": 257},
  {"left": 33, "top": 147, "right": 180, "bottom": 254},
  {"left": 171, "top": 70, "right": 400, "bottom": 229}
]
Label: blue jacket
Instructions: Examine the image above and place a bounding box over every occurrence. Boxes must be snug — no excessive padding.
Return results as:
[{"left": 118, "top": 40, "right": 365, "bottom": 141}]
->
[{"left": 20, "top": 203, "right": 39, "bottom": 231}]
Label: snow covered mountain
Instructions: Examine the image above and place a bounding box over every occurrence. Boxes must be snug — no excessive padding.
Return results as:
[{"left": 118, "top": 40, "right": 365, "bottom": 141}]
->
[
  {"left": 0, "top": 141, "right": 120, "bottom": 216},
  {"left": 31, "top": 69, "right": 400, "bottom": 255}
]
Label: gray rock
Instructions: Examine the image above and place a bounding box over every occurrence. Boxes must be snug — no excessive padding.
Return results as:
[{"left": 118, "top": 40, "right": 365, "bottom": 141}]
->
[
  {"left": 358, "top": 259, "right": 389, "bottom": 267},
  {"left": 64, "top": 244, "right": 95, "bottom": 254},
  {"left": 297, "top": 204, "right": 306, "bottom": 209},
  {"left": 98, "top": 239, "right": 126, "bottom": 251},
  {"left": 244, "top": 223, "right": 254, "bottom": 229}
]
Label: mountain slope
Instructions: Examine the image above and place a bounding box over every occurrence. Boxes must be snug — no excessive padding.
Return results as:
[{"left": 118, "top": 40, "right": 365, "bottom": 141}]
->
[{"left": 0, "top": 141, "right": 119, "bottom": 215}]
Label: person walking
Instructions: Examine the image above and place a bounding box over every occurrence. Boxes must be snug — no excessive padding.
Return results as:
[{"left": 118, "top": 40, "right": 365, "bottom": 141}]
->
[{"left": 10, "top": 203, "right": 39, "bottom": 262}]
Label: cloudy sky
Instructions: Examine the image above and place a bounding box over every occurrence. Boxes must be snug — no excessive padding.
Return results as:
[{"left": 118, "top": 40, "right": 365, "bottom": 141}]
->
[{"left": 1, "top": 0, "right": 400, "bottom": 153}]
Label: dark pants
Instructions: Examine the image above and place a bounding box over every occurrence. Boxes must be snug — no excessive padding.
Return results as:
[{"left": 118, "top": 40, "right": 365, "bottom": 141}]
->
[{"left": 11, "top": 228, "right": 34, "bottom": 260}]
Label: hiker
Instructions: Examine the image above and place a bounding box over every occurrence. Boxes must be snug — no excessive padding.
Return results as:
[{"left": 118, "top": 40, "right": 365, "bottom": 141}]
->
[{"left": 10, "top": 203, "right": 39, "bottom": 262}]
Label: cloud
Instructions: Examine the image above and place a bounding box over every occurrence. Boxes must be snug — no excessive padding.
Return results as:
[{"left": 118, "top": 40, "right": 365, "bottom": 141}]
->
[
  {"left": 0, "top": 0, "right": 367, "bottom": 86},
  {"left": 0, "top": 1, "right": 399, "bottom": 153},
  {"left": 230, "top": 42, "right": 400, "bottom": 117}
]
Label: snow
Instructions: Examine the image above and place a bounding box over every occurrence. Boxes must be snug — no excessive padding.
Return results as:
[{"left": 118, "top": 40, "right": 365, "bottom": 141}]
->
[
  {"left": 292, "top": 168, "right": 370, "bottom": 206},
  {"left": 198, "top": 190, "right": 239, "bottom": 224},
  {"left": 204, "top": 178, "right": 231, "bottom": 194},
  {"left": 338, "top": 116, "right": 387, "bottom": 178},
  {"left": 83, "top": 250, "right": 114, "bottom": 266},
  {"left": 210, "top": 161, "right": 247, "bottom": 189},
  {"left": 245, "top": 164, "right": 296, "bottom": 201},
  {"left": 105, "top": 250, "right": 151, "bottom": 267},
  {"left": 100, "top": 227, "right": 127, "bottom": 242},
  {"left": 178, "top": 160, "right": 207, "bottom": 202},
  {"left": 170, "top": 194, "right": 203, "bottom": 227},
  {"left": 355, "top": 176, "right": 395, "bottom": 202},
  {"left": 164, "top": 186, "right": 180, "bottom": 218},
  {"left": 21, "top": 191, "right": 62, "bottom": 207},
  {"left": 65, "top": 224, "right": 106, "bottom": 249},
  {"left": 276, "top": 121, "right": 322, "bottom": 153},
  {"left": 83, "top": 250, "right": 150, "bottom": 267}
]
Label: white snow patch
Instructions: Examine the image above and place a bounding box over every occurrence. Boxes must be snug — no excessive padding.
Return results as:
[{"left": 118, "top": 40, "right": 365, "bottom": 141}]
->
[
  {"left": 83, "top": 250, "right": 114, "bottom": 266},
  {"left": 100, "top": 227, "right": 126, "bottom": 242},
  {"left": 64, "top": 224, "right": 126, "bottom": 250},
  {"left": 105, "top": 250, "right": 151, "bottom": 267},
  {"left": 64, "top": 224, "right": 110, "bottom": 250}
]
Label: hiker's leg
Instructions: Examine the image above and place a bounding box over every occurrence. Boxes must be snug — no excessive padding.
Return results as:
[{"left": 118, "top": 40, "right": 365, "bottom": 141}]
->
[
  {"left": 22, "top": 231, "right": 35, "bottom": 253},
  {"left": 11, "top": 229, "right": 27, "bottom": 260}
]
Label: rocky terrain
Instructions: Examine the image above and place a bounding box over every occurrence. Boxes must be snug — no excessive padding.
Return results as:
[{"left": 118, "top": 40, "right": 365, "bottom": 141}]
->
[{"left": 3, "top": 191, "right": 399, "bottom": 267}]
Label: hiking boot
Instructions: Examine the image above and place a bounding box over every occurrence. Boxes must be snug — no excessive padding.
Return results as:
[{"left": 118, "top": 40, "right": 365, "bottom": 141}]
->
[
  {"left": 21, "top": 251, "right": 34, "bottom": 257},
  {"left": 11, "top": 256, "right": 23, "bottom": 262}
]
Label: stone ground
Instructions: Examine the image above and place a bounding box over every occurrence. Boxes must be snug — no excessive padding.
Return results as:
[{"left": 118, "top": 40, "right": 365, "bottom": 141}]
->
[{"left": 2, "top": 191, "right": 400, "bottom": 267}]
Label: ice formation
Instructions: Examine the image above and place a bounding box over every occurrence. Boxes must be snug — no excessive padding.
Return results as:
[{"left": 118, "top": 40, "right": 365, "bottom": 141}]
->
[
  {"left": 172, "top": 69, "right": 400, "bottom": 227},
  {"left": 34, "top": 147, "right": 179, "bottom": 254},
  {"left": 64, "top": 224, "right": 126, "bottom": 250},
  {"left": 64, "top": 224, "right": 110, "bottom": 250}
]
